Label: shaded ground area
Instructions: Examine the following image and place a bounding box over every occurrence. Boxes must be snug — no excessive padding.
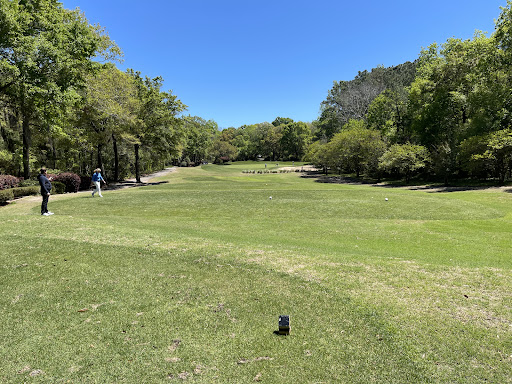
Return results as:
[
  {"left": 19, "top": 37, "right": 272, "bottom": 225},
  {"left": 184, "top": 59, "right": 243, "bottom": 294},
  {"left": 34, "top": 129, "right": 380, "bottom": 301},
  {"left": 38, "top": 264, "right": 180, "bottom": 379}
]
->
[
  {"left": 302, "top": 171, "right": 512, "bottom": 193},
  {"left": 104, "top": 167, "right": 175, "bottom": 191}
]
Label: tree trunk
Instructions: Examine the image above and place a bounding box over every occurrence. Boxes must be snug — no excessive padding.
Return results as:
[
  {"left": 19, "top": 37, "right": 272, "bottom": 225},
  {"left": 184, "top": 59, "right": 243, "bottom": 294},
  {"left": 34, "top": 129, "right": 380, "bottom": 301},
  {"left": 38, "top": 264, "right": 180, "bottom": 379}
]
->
[
  {"left": 22, "top": 112, "right": 31, "bottom": 179},
  {"left": 112, "top": 134, "right": 119, "bottom": 182},
  {"left": 134, "top": 143, "right": 141, "bottom": 183},
  {"left": 395, "top": 104, "right": 403, "bottom": 143},
  {"left": 51, "top": 138, "right": 57, "bottom": 169},
  {"left": 498, "top": 161, "right": 506, "bottom": 185},
  {"left": 97, "top": 143, "right": 104, "bottom": 174}
]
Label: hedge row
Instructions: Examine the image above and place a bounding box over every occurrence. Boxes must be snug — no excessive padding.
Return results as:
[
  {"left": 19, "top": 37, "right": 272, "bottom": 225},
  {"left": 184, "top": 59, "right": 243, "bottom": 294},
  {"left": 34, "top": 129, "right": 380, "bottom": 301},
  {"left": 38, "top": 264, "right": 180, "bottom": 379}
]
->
[
  {"left": 0, "top": 183, "right": 68, "bottom": 203},
  {"left": 1, "top": 171, "right": 88, "bottom": 203},
  {"left": 0, "top": 185, "right": 68, "bottom": 203},
  {"left": 0, "top": 189, "right": 13, "bottom": 203},
  {"left": 12, "top": 186, "right": 40, "bottom": 198}
]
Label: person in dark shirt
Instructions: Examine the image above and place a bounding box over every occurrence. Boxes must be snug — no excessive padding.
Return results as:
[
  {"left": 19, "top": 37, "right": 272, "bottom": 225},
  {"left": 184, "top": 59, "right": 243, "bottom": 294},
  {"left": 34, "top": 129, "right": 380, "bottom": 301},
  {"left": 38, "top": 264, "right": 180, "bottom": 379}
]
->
[{"left": 37, "top": 168, "right": 53, "bottom": 216}]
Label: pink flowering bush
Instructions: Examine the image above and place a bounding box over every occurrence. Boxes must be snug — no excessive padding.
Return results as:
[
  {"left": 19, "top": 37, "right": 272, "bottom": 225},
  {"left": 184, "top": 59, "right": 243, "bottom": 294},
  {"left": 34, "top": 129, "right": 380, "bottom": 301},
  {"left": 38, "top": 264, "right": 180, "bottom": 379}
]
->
[
  {"left": 52, "top": 172, "right": 81, "bottom": 193},
  {"left": 0, "top": 175, "right": 22, "bottom": 190}
]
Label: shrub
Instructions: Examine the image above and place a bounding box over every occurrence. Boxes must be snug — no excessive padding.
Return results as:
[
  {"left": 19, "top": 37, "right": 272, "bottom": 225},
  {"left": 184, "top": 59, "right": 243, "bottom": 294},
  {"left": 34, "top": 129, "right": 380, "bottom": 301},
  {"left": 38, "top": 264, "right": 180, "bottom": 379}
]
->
[
  {"left": 0, "top": 175, "right": 21, "bottom": 190},
  {"left": 45, "top": 168, "right": 64, "bottom": 175},
  {"left": 11, "top": 186, "right": 40, "bottom": 198},
  {"left": 52, "top": 181, "right": 66, "bottom": 194},
  {"left": 52, "top": 172, "right": 81, "bottom": 193},
  {"left": 19, "top": 179, "right": 39, "bottom": 187},
  {"left": 0, "top": 189, "right": 14, "bottom": 203}
]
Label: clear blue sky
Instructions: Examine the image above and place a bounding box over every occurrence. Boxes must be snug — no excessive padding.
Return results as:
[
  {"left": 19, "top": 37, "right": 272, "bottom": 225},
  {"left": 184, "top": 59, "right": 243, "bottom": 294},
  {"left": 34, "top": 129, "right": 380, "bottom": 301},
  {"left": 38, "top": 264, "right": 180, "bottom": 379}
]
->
[{"left": 61, "top": 0, "right": 506, "bottom": 129}]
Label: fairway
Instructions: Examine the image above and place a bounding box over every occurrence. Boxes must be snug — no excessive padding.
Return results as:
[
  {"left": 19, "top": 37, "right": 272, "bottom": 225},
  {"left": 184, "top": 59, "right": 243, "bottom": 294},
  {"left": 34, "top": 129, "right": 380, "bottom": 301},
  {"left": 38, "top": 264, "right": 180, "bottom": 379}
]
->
[{"left": 1, "top": 163, "right": 511, "bottom": 383}]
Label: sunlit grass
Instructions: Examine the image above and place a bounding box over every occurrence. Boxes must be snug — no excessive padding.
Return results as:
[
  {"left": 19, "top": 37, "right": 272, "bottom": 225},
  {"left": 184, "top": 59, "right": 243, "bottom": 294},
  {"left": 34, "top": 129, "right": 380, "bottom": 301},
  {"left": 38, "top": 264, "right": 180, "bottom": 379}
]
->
[{"left": 1, "top": 163, "right": 511, "bottom": 383}]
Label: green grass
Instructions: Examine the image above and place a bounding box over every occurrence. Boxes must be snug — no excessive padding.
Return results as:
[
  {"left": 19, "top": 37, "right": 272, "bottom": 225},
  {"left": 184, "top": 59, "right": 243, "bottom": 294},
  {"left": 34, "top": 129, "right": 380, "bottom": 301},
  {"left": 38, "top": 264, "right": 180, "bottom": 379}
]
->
[{"left": 1, "top": 161, "right": 511, "bottom": 383}]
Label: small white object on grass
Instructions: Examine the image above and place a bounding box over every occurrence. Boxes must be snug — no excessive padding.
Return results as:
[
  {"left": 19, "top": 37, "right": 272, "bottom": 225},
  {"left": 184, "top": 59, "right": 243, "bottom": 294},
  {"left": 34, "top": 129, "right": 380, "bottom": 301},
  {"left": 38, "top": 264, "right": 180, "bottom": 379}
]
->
[
  {"left": 385, "top": 197, "right": 389, "bottom": 201},
  {"left": 269, "top": 196, "right": 272, "bottom": 200}
]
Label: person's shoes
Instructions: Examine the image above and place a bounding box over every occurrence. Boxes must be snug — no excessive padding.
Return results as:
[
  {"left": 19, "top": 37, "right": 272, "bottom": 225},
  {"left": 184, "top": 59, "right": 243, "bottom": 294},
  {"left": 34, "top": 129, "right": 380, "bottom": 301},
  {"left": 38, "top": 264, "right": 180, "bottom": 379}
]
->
[
  {"left": 99, "top": 195, "right": 103, "bottom": 197},
  {"left": 42, "top": 212, "right": 50, "bottom": 216},
  {"left": 48, "top": 212, "right": 54, "bottom": 215}
]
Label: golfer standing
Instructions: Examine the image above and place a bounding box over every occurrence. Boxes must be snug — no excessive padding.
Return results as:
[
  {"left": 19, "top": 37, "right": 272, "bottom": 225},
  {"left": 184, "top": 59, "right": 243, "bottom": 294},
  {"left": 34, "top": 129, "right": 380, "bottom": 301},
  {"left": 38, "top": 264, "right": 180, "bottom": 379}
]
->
[
  {"left": 37, "top": 168, "right": 53, "bottom": 216},
  {"left": 91, "top": 168, "right": 106, "bottom": 197}
]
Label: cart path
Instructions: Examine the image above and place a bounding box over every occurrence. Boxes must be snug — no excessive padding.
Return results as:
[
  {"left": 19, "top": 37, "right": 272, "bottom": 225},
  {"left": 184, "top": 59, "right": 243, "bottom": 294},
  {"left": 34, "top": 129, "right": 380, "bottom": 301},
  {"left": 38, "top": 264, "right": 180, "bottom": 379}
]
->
[
  {"left": 125, "top": 167, "right": 176, "bottom": 183},
  {"left": 11, "top": 167, "right": 177, "bottom": 204}
]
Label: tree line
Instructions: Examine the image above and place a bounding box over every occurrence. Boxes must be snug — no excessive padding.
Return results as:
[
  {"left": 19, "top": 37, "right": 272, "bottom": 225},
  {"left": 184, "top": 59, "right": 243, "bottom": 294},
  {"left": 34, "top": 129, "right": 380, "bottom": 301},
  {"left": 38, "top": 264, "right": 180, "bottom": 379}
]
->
[
  {"left": 2, "top": 1, "right": 512, "bottom": 185},
  {"left": 0, "top": 0, "right": 216, "bottom": 182},
  {"left": 211, "top": 2, "right": 512, "bottom": 185}
]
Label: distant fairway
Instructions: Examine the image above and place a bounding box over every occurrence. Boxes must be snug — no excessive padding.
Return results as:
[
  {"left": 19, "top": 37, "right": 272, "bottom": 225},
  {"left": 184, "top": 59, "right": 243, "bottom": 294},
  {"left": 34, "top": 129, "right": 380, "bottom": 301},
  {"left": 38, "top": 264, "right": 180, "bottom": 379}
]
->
[{"left": 1, "top": 162, "right": 511, "bottom": 383}]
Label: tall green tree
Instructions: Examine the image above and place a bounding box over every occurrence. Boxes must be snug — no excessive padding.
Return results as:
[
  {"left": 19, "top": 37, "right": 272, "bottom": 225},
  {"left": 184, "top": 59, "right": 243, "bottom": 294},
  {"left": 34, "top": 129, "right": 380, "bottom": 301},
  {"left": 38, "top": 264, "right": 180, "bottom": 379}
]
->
[
  {"left": 0, "top": 103, "right": 22, "bottom": 174},
  {"left": 379, "top": 143, "right": 430, "bottom": 182},
  {"left": 366, "top": 89, "right": 410, "bottom": 143},
  {"left": 0, "top": 0, "right": 120, "bottom": 178},
  {"left": 326, "top": 120, "right": 386, "bottom": 177},
  {"left": 471, "top": 129, "right": 512, "bottom": 184},
  {"left": 304, "top": 140, "right": 329, "bottom": 174},
  {"left": 77, "top": 65, "right": 139, "bottom": 181},
  {"left": 319, "top": 62, "right": 417, "bottom": 139},
  {"left": 129, "top": 70, "right": 186, "bottom": 182},
  {"left": 261, "top": 124, "right": 283, "bottom": 161},
  {"left": 408, "top": 32, "right": 499, "bottom": 181},
  {"left": 272, "top": 117, "right": 294, "bottom": 127},
  {"left": 181, "top": 115, "right": 217, "bottom": 165},
  {"left": 280, "top": 121, "right": 312, "bottom": 160}
]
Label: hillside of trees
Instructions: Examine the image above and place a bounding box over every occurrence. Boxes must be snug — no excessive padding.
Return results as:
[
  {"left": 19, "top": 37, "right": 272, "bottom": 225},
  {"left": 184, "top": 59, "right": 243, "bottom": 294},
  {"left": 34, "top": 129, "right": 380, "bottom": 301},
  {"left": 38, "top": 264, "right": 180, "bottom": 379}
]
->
[{"left": 2, "top": 0, "right": 512, "bottom": 185}]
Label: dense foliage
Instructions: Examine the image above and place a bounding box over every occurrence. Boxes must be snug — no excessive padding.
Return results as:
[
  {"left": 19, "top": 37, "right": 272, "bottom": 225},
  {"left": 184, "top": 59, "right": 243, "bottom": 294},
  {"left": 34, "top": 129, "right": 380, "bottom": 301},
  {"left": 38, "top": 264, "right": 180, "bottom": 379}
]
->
[{"left": 0, "top": 0, "right": 188, "bottom": 182}]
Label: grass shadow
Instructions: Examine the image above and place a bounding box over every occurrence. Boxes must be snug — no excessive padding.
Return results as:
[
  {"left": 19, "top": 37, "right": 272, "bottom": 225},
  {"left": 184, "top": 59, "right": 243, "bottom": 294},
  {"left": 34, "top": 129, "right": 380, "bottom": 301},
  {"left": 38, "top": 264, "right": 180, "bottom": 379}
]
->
[
  {"left": 104, "top": 180, "right": 170, "bottom": 191},
  {"left": 302, "top": 171, "right": 512, "bottom": 193}
]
